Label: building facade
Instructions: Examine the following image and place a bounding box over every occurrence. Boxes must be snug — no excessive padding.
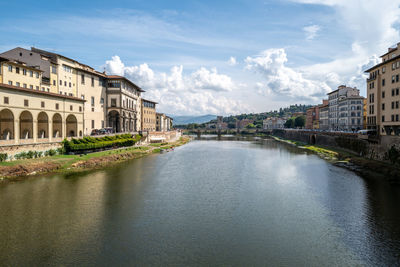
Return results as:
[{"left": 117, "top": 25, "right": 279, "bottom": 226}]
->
[
  {"left": 141, "top": 99, "right": 157, "bottom": 132},
  {"left": 365, "top": 42, "right": 400, "bottom": 136},
  {"left": 263, "top": 117, "right": 285, "bottom": 130},
  {"left": 319, "top": 101, "right": 329, "bottom": 130},
  {"left": 0, "top": 46, "right": 166, "bottom": 147},
  {"left": 328, "top": 85, "right": 360, "bottom": 130},
  {"left": 0, "top": 58, "right": 85, "bottom": 144},
  {"left": 338, "top": 95, "right": 364, "bottom": 131}
]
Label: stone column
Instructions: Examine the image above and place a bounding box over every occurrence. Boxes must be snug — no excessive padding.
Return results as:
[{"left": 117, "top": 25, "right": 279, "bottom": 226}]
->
[
  {"left": 49, "top": 119, "right": 53, "bottom": 142},
  {"left": 33, "top": 120, "right": 37, "bottom": 143},
  {"left": 14, "top": 119, "right": 19, "bottom": 144}
]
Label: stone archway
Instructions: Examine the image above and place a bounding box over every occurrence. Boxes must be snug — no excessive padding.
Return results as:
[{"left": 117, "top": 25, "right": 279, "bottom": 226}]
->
[
  {"left": 66, "top": 114, "right": 77, "bottom": 137},
  {"left": 20, "top": 111, "right": 33, "bottom": 139},
  {"left": 52, "top": 113, "right": 62, "bottom": 138},
  {"left": 108, "top": 110, "right": 120, "bottom": 133},
  {"left": 37, "top": 112, "right": 49, "bottom": 138},
  {"left": 0, "top": 109, "right": 14, "bottom": 140}
]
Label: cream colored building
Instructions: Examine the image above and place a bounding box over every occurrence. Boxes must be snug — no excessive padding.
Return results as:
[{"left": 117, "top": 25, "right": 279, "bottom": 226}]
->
[
  {"left": 365, "top": 42, "right": 400, "bottom": 136},
  {"left": 0, "top": 47, "right": 159, "bottom": 148},
  {"left": 0, "top": 57, "right": 85, "bottom": 145},
  {"left": 141, "top": 99, "right": 157, "bottom": 132},
  {"left": 106, "top": 75, "right": 144, "bottom": 133}
]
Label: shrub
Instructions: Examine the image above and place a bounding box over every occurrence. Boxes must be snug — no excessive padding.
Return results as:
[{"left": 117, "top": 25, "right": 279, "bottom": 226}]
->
[
  {"left": 63, "top": 134, "right": 140, "bottom": 153},
  {"left": 0, "top": 153, "right": 7, "bottom": 162}
]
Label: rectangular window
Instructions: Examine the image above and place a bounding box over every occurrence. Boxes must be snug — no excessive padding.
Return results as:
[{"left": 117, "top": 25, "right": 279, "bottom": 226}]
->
[
  {"left": 24, "top": 99, "right": 28, "bottom": 107},
  {"left": 382, "top": 79, "right": 385, "bottom": 86},
  {"left": 35, "top": 72, "right": 39, "bottom": 78},
  {"left": 70, "top": 105, "right": 73, "bottom": 111},
  {"left": 393, "top": 75, "right": 396, "bottom": 83},
  {"left": 100, "top": 98, "right": 104, "bottom": 104},
  {"left": 382, "top": 116, "right": 385, "bottom": 122},
  {"left": 382, "top": 91, "right": 385, "bottom": 98},
  {"left": 392, "top": 89, "right": 395, "bottom": 96},
  {"left": 8, "top": 65, "right": 12, "bottom": 72},
  {"left": 397, "top": 75, "right": 400, "bottom": 83},
  {"left": 51, "top": 66, "right": 57, "bottom": 74},
  {"left": 53, "top": 80, "right": 56, "bottom": 86},
  {"left": 16, "top": 82, "right": 20, "bottom": 87},
  {"left": 111, "top": 98, "right": 117, "bottom": 107},
  {"left": 397, "top": 115, "right": 399, "bottom": 121},
  {"left": 392, "top": 115, "right": 395, "bottom": 121},
  {"left": 23, "top": 83, "right": 27, "bottom": 88},
  {"left": 392, "top": 102, "right": 395, "bottom": 109},
  {"left": 41, "top": 101, "right": 45, "bottom": 108},
  {"left": 23, "top": 69, "right": 26, "bottom": 75},
  {"left": 69, "top": 82, "right": 71, "bottom": 88},
  {"left": 382, "top": 66, "right": 386, "bottom": 73},
  {"left": 8, "top": 81, "right": 12, "bottom": 85},
  {"left": 397, "top": 88, "right": 399, "bottom": 95},
  {"left": 91, "top": 96, "right": 95, "bottom": 106},
  {"left": 4, "top": 97, "right": 9, "bottom": 104},
  {"left": 91, "top": 77, "right": 94, "bottom": 87},
  {"left": 397, "top": 101, "right": 399, "bottom": 109},
  {"left": 81, "top": 74, "right": 85, "bottom": 84},
  {"left": 56, "top": 103, "right": 59, "bottom": 110},
  {"left": 29, "top": 70, "right": 33, "bottom": 77},
  {"left": 91, "top": 120, "right": 95, "bottom": 128},
  {"left": 382, "top": 103, "right": 385, "bottom": 110},
  {"left": 30, "top": 85, "right": 33, "bottom": 89},
  {"left": 36, "top": 86, "right": 39, "bottom": 90},
  {"left": 64, "top": 81, "right": 67, "bottom": 86},
  {"left": 79, "top": 106, "right": 82, "bottom": 112},
  {"left": 16, "top": 67, "right": 19, "bottom": 74}
]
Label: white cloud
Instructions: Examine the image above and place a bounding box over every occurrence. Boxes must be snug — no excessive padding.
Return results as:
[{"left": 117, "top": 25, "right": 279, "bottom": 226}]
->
[
  {"left": 228, "top": 56, "right": 237, "bottom": 66},
  {"left": 245, "top": 48, "right": 331, "bottom": 100},
  {"left": 190, "top": 67, "right": 234, "bottom": 92},
  {"left": 303, "top": 25, "right": 320, "bottom": 40},
  {"left": 104, "top": 56, "right": 250, "bottom": 115}
]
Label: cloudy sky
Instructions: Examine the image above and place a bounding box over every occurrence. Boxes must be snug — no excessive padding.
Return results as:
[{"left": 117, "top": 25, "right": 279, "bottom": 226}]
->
[{"left": 1, "top": 0, "right": 400, "bottom": 115}]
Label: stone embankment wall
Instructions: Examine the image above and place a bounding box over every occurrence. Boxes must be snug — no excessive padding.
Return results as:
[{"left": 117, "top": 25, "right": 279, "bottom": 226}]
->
[
  {"left": 272, "top": 129, "right": 399, "bottom": 161},
  {"left": 145, "top": 130, "right": 182, "bottom": 144}
]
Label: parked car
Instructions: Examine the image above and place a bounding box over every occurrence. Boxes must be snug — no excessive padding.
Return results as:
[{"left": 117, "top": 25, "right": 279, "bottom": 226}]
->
[{"left": 90, "top": 129, "right": 100, "bottom": 136}]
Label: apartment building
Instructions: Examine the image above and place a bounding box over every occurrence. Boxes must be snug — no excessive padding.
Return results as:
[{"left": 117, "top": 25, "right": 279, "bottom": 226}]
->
[
  {"left": 365, "top": 42, "right": 400, "bottom": 136},
  {"left": 263, "top": 117, "right": 285, "bottom": 130},
  {"left": 338, "top": 95, "right": 364, "bottom": 131},
  {"left": 319, "top": 101, "right": 329, "bottom": 130},
  {"left": 328, "top": 85, "right": 360, "bottom": 130},
  {"left": 0, "top": 57, "right": 85, "bottom": 144},
  {"left": 156, "top": 113, "right": 173, "bottom": 132},
  {"left": 141, "top": 99, "right": 157, "bottom": 132}
]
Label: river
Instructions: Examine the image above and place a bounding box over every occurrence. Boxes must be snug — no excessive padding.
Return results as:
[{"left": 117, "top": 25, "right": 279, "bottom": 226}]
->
[{"left": 0, "top": 137, "right": 399, "bottom": 266}]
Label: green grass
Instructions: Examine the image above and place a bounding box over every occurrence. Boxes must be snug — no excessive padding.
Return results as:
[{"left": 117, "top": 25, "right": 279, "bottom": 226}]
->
[{"left": 0, "top": 136, "right": 191, "bottom": 179}]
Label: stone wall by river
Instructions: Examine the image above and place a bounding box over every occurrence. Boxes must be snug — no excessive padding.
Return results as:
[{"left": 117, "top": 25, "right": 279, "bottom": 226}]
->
[{"left": 272, "top": 129, "right": 399, "bottom": 161}]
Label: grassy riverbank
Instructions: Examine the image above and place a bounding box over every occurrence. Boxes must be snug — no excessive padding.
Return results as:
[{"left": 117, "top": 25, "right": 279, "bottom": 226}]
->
[
  {"left": 0, "top": 137, "right": 190, "bottom": 181},
  {"left": 270, "top": 135, "right": 400, "bottom": 184}
]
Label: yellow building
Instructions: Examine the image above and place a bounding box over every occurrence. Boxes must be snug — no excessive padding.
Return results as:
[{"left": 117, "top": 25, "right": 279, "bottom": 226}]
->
[
  {"left": 0, "top": 57, "right": 85, "bottom": 145},
  {"left": 365, "top": 42, "right": 400, "bottom": 136},
  {"left": 141, "top": 99, "right": 157, "bottom": 132}
]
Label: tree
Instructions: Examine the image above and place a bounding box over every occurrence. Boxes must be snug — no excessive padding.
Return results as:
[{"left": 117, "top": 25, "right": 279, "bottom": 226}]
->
[
  {"left": 246, "top": 123, "right": 256, "bottom": 129},
  {"left": 228, "top": 123, "right": 236, "bottom": 129},
  {"left": 284, "top": 118, "right": 295, "bottom": 128},
  {"left": 294, "top": 116, "right": 306, "bottom": 128}
]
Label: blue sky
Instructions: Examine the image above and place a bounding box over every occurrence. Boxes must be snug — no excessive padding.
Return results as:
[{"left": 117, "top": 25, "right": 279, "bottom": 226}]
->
[{"left": 1, "top": 0, "right": 400, "bottom": 115}]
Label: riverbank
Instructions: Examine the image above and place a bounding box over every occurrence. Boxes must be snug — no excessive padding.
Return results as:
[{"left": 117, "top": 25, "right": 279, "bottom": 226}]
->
[
  {"left": 0, "top": 137, "right": 191, "bottom": 182},
  {"left": 270, "top": 135, "right": 400, "bottom": 185}
]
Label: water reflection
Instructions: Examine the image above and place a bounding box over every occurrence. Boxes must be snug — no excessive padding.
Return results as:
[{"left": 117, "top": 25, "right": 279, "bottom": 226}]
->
[{"left": 0, "top": 138, "right": 399, "bottom": 265}]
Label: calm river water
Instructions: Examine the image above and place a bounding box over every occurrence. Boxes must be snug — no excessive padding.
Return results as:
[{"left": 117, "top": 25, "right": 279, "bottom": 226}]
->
[{"left": 0, "top": 137, "right": 399, "bottom": 266}]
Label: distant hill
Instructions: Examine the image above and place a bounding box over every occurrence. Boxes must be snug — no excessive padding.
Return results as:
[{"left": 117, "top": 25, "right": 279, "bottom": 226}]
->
[{"left": 170, "top": 114, "right": 217, "bottom": 125}]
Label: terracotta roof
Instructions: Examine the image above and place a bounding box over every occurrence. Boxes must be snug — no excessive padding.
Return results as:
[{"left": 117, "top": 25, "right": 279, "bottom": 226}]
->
[{"left": 0, "top": 83, "right": 85, "bottom": 102}]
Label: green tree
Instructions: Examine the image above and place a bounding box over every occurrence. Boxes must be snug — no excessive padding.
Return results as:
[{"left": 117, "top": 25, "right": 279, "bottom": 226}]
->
[
  {"left": 284, "top": 118, "right": 295, "bottom": 128},
  {"left": 294, "top": 116, "right": 306, "bottom": 128},
  {"left": 246, "top": 123, "right": 256, "bottom": 129}
]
